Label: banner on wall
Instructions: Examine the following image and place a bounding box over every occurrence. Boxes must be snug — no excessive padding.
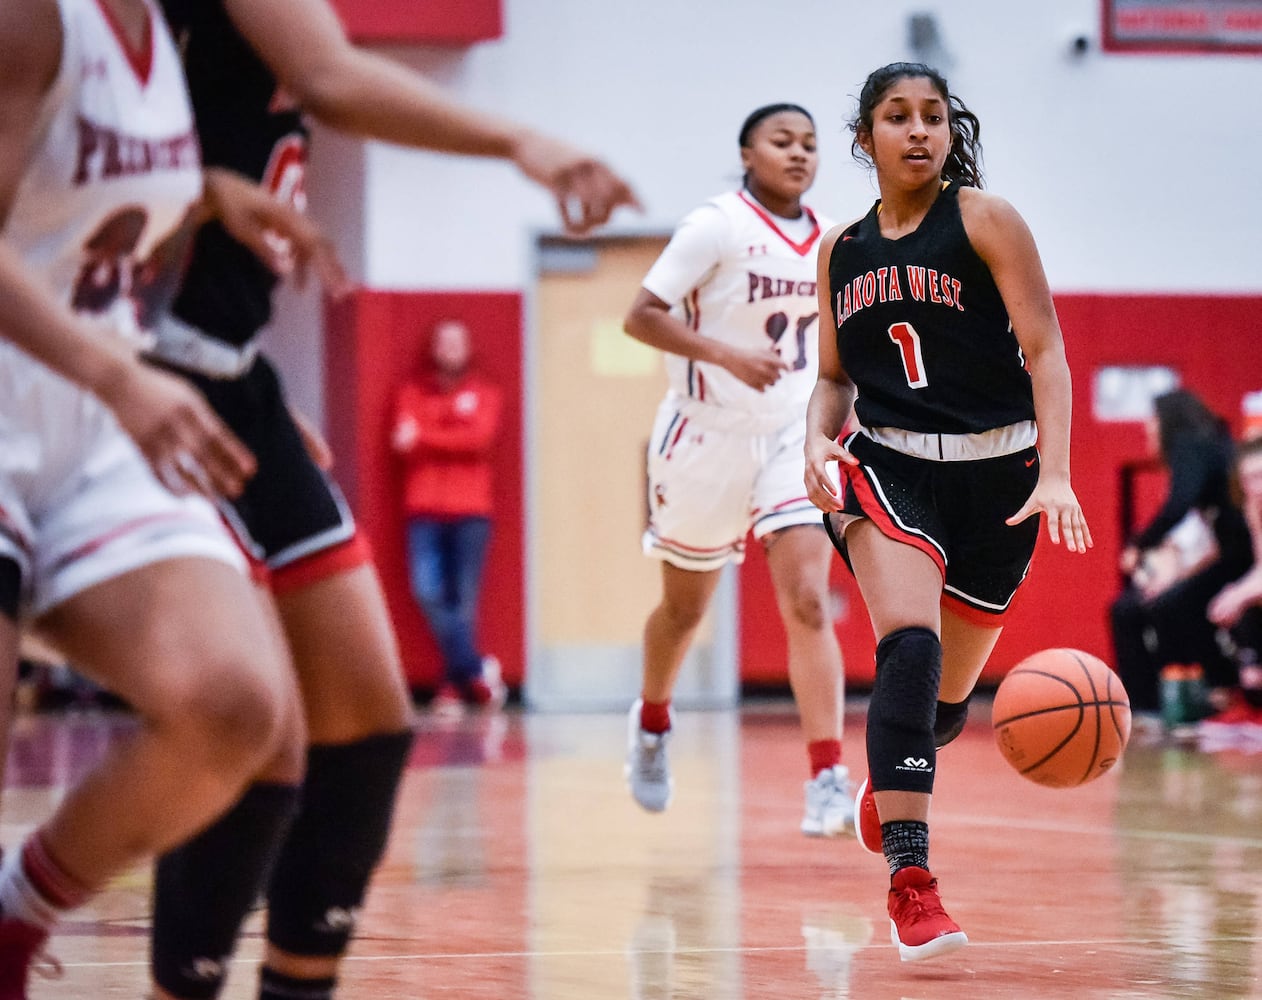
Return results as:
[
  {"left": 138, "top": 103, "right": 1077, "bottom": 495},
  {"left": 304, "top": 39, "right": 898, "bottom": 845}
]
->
[{"left": 1103, "top": 0, "right": 1262, "bottom": 52}]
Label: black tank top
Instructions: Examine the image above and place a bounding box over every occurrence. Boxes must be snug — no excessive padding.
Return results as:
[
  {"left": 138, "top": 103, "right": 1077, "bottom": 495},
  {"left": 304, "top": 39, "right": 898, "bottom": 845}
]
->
[
  {"left": 160, "top": 0, "right": 307, "bottom": 347},
  {"left": 826, "top": 183, "right": 1034, "bottom": 435}
]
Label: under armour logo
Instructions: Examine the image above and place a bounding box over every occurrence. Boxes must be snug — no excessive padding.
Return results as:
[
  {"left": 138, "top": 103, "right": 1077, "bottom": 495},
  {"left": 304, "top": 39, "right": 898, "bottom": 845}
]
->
[{"left": 903, "top": 756, "right": 929, "bottom": 769}]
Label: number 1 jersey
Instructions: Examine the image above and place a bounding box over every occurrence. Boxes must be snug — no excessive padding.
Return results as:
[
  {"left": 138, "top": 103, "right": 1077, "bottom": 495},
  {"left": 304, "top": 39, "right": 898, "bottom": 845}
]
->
[{"left": 825, "top": 182, "right": 1034, "bottom": 436}]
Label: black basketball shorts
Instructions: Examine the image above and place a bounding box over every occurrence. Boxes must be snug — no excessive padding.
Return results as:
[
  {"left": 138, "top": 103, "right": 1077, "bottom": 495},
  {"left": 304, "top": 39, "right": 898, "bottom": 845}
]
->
[
  {"left": 827, "top": 431, "right": 1041, "bottom": 621},
  {"left": 173, "top": 355, "right": 356, "bottom": 571}
]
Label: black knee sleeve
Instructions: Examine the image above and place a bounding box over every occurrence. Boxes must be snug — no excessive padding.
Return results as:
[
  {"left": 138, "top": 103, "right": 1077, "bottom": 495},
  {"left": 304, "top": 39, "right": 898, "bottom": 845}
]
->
[
  {"left": 0, "top": 558, "right": 21, "bottom": 620},
  {"left": 866, "top": 627, "right": 942, "bottom": 795},
  {"left": 152, "top": 782, "right": 301, "bottom": 999},
  {"left": 266, "top": 730, "right": 413, "bottom": 957},
  {"left": 934, "top": 695, "right": 971, "bottom": 749}
]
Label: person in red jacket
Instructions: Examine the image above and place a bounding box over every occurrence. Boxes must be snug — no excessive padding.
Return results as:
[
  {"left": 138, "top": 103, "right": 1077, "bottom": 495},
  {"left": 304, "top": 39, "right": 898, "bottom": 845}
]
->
[{"left": 393, "top": 318, "right": 505, "bottom": 714}]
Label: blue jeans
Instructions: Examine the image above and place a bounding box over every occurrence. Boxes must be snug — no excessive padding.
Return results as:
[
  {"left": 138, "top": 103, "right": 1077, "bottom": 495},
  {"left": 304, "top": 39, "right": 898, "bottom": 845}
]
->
[{"left": 405, "top": 516, "right": 492, "bottom": 685}]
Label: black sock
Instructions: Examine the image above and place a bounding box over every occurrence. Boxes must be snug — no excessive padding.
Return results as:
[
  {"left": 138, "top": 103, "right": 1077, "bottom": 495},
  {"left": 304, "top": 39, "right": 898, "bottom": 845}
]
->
[
  {"left": 259, "top": 967, "right": 337, "bottom": 1000},
  {"left": 881, "top": 819, "right": 929, "bottom": 877}
]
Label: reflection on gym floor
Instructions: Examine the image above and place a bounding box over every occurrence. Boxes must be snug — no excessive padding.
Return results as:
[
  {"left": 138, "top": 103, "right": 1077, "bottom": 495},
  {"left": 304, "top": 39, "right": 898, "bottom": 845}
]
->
[{"left": 4, "top": 698, "right": 1262, "bottom": 998}]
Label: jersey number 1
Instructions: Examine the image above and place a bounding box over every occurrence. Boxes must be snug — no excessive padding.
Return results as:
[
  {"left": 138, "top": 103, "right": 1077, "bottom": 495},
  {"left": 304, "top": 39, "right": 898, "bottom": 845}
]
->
[{"left": 888, "top": 322, "right": 928, "bottom": 389}]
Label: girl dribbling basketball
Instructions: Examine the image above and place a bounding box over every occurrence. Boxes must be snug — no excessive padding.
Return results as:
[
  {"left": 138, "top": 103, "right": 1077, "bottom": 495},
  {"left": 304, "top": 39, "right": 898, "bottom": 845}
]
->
[{"left": 803, "top": 62, "right": 1093, "bottom": 961}]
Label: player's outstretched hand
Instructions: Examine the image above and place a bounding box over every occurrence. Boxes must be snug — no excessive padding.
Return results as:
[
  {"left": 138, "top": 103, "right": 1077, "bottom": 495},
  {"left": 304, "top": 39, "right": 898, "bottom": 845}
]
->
[
  {"left": 201, "top": 167, "right": 352, "bottom": 299},
  {"left": 1007, "top": 475, "right": 1093, "bottom": 553},
  {"left": 96, "top": 358, "right": 257, "bottom": 500},
  {"left": 511, "top": 132, "right": 641, "bottom": 236},
  {"left": 804, "top": 434, "right": 857, "bottom": 513}
]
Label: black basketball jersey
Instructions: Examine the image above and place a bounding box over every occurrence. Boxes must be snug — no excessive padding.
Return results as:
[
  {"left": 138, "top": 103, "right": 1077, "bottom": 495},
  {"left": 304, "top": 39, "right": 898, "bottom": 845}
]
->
[
  {"left": 160, "top": 0, "right": 307, "bottom": 347},
  {"left": 826, "top": 183, "right": 1034, "bottom": 435}
]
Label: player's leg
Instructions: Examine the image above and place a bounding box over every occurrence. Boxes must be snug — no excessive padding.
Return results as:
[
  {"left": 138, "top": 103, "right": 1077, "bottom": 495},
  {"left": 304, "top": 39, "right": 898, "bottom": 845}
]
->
[
  {"left": 763, "top": 525, "right": 849, "bottom": 836},
  {"left": 4, "top": 557, "right": 293, "bottom": 948},
  {"left": 149, "top": 361, "right": 411, "bottom": 1000},
  {"left": 257, "top": 560, "right": 414, "bottom": 998},
  {"left": 844, "top": 520, "right": 966, "bottom": 960},
  {"left": 625, "top": 562, "right": 723, "bottom": 813},
  {"left": 642, "top": 562, "right": 723, "bottom": 706},
  {"left": 151, "top": 583, "right": 306, "bottom": 1000},
  {"left": 0, "top": 556, "right": 20, "bottom": 810},
  {"left": 631, "top": 404, "right": 750, "bottom": 813},
  {"left": 934, "top": 608, "right": 1003, "bottom": 746}
]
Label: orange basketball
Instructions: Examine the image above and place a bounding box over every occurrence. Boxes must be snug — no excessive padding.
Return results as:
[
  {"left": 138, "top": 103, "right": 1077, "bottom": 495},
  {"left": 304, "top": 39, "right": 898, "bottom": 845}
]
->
[{"left": 991, "top": 648, "right": 1131, "bottom": 788}]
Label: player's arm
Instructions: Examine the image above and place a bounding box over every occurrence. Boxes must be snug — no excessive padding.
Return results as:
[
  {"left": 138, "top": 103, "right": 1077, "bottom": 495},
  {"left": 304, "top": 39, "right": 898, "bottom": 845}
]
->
[
  {"left": 0, "top": 3, "right": 254, "bottom": 498},
  {"left": 804, "top": 224, "right": 857, "bottom": 513},
  {"left": 624, "top": 208, "right": 787, "bottom": 391},
  {"left": 222, "top": 0, "right": 640, "bottom": 235},
  {"left": 198, "top": 167, "right": 350, "bottom": 297},
  {"left": 961, "top": 187, "right": 1091, "bottom": 553}
]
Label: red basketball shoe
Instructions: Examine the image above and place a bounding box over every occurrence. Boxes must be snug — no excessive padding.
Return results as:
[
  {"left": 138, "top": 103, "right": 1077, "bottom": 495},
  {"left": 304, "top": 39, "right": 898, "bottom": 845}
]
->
[
  {"left": 854, "top": 776, "right": 882, "bottom": 855},
  {"left": 887, "top": 866, "right": 967, "bottom": 962},
  {"left": 0, "top": 916, "right": 58, "bottom": 999}
]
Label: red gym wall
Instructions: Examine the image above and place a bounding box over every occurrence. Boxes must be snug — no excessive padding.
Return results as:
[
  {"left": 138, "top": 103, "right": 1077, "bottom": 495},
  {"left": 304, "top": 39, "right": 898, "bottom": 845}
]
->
[
  {"left": 330, "top": 290, "right": 1257, "bottom": 694},
  {"left": 329, "top": 0, "right": 502, "bottom": 44},
  {"left": 740, "top": 292, "right": 1262, "bottom": 689},
  {"left": 323, "top": 290, "right": 525, "bottom": 691}
]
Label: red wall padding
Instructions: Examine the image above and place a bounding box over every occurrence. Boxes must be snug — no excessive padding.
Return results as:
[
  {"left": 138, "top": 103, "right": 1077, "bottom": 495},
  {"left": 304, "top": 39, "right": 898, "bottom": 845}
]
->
[
  {"left": 740, "top": 292, "right": 1262, "bottom": 688},
  {"left": 329, "top": 0, "right": 501, "bottom": 44},
  {"left": 323, "top": 290, "right": 524, "bottom": 690}
]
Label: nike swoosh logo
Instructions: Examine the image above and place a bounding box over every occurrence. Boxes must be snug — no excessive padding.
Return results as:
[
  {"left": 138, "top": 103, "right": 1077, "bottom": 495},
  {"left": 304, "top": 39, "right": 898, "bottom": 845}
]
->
[
  {"left": 1025, "top": 457, "right": 1036, "bottom": 467},
  {"left": 842, "top": 235, "right": 855, "bottom": 241}
]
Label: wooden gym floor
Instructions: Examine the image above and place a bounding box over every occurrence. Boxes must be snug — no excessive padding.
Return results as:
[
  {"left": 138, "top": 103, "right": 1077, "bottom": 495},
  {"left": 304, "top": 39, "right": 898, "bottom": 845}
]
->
[{"left": 3, "top": 695, "right": 1261, "bottom": 998}]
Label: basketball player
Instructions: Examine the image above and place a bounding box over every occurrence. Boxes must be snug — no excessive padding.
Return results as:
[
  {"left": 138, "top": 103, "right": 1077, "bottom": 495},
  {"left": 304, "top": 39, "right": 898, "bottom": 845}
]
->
[
  {"left": 623, "top": 104, "right": 852, "bottom": 838},
  {"left": 0, "top": 0, "right": 311, "bottom": 991},
  {"left": 803, "top": 63, "right": 1091, "bottom": 960},
  {"left": 144, "top": 2, "right": 640, "bottom": 998}
]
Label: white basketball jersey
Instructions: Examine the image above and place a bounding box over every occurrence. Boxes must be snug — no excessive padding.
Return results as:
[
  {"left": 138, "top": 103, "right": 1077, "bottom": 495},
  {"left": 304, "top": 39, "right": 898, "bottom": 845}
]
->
[
  {"left": 3, "top": 0, "right": 202, "bottom": 346},
  {"left": 642, "top": 190, "right": 834, "bottom": 424}
]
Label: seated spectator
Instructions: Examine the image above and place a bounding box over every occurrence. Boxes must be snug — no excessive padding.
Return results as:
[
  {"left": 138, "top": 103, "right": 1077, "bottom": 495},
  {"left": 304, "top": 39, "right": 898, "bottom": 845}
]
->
[
  {"left": 1110, "top": 389, "right": 1253, "bottom": 719},
  {"left": 1199, "top": 435, "right": 1262, "bottom": 741}
]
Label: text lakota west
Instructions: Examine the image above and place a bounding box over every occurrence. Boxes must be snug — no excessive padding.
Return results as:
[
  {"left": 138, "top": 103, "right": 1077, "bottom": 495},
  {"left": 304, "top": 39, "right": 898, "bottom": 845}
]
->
[
  {"left": 835, "top": 265, "right": 964, "bottom": 327},
  {"left": 73, "top": 115, "right": 199, "bottom": 186}
]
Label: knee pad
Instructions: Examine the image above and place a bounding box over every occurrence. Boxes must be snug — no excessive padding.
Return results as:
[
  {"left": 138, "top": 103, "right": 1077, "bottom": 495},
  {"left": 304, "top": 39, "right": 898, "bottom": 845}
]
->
[
  {"left": 0, "top": 558, "right": 20, "bottom": 620},
  {"left": 866, "top": 626, "right": 942, "bottom": 795},
  {"left": 266, "top": 730, "right": 413, "bottom": 957},
  {"left": 152, "top": 782, "right": 301, "bottom": 999},
  {"left": 934, "top": 695, "right": 971, "bottom": 749}
]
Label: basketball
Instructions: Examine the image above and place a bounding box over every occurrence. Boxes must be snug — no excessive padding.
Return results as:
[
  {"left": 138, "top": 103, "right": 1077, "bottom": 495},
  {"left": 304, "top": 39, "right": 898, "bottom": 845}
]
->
[{"left": 991, "top": 648, "right": 1131, "bottom": 788}]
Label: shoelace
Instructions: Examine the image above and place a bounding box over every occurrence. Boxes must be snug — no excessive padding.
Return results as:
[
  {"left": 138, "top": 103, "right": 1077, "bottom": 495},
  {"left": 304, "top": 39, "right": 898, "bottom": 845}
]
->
[
  {"left": 891, "top": 883, "right": 949, "bottom": 922},
  {"left": 636, "top": 740, "right": 668, "bottom": 782}
]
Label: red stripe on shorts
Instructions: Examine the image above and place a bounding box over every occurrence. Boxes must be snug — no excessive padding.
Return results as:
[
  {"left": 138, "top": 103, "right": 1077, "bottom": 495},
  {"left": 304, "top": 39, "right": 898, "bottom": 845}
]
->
[
  {"left": 269, "top": 532, "right": 373, "bottom": 595},
  {"left": 845, "top": 464, "right": 946, "bottom": 578}
]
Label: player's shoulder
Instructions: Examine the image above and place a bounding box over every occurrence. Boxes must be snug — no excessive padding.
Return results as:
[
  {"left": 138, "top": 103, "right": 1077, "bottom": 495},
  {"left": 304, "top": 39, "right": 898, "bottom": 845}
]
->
[
  {"left": 819, "top": 215, "right": 866, "bottom": 256},
  {"left": 956, "top": 185, "right": 1021, "bottom": 226}
]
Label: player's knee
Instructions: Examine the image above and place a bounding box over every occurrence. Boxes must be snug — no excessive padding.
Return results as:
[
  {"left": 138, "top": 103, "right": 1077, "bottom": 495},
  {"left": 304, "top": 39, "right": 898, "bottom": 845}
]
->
[
  {"left": 867, "top": 626, "right": 942, "bottom": 794},
  {"left": 934, "top": 695, "right": 970, "bottom": 748},
  {"left": 656, "top": 595, "right": 708, "bottom": 636},
  {"left": 779, "top": 580, "right": 829, "bottom": 632},
  {"left": 168, "top": 655, "right": 290, "bottom": 772}
]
